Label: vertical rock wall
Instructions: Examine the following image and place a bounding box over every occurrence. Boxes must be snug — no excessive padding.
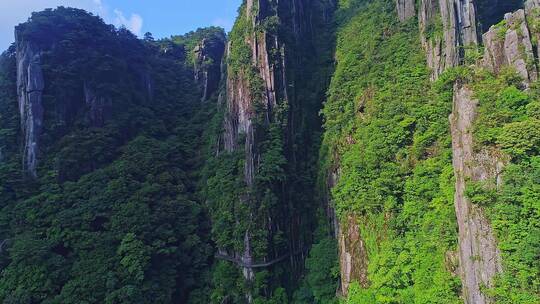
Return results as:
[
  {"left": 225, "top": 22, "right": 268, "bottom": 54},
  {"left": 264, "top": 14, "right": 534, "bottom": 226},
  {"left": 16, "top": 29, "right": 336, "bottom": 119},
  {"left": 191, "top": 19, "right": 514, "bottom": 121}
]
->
[
  {"left": 16, "top": 36, "right": 44, "bottom": 178},
  {"left": 396, "top": 0, "right": 416, "bottom": 22},
  {"left": 338, "top": 215, "right": 369, "bottom": 297},
  {"left": 222, "top": 0, "right": 289, "bottom": 289},
  {"left": 448, "top": 2, "right": 540, "bottom": 302},
  {"left": 221, "top": 1, "right": 336, "bottom": 299},
  {"left": 83, "top": 84, "right": 112, "bottom": 127},
  {"left": 194, "top": 36, "right": 226, "bottom": 101},
  {"left": 419, "top": 0, "right": 479, "bottom": 79},
  {"left": 335, "top": 0, "right": 538, "bottom": 300},
  {"left": 450, "top": 83, "right": 503, "bottom": 304}
]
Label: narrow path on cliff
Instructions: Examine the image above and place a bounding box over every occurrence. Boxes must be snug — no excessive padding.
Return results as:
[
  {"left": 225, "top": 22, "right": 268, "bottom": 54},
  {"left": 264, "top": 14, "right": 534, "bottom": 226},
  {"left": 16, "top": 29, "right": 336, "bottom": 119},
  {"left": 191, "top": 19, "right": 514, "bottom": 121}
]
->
[{"left": 214, "top": 247, "right": 308, "bottom": 268}]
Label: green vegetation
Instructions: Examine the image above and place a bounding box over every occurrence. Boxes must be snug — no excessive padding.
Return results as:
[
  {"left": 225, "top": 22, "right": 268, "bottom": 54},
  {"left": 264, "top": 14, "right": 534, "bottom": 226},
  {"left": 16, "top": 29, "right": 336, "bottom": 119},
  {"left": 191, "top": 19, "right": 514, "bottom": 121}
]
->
[
  {"left": 320, "top": 0, "right": 461, "bottom": 303},
  {"left": 202, "top": 0, "right": 337, "bottom": 302},
  {"left": 0, "top": 7, "right": 220, "bottom": 303},
  {"left": 2, "top": 1, "right": 539, "bottom": 303},
  {"left": 293, "top": 219, "right": 339, "bottom": 304},
  {"left": 459, "top": 66, "right": 540, "bottom": 303},
  {"left": 169, "top": 26, "right": 225, "bottom": 65}
]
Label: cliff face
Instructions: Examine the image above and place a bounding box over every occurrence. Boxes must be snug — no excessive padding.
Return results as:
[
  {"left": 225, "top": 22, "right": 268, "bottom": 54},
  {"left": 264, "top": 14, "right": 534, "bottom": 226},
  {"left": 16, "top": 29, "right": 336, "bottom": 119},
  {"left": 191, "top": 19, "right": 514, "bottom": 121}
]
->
[
  {"left": 215, "top": 0, "right": 336, "bottom": 301},
  {"left": 194, "top": 36, "right": 226, "bottom": 101},
  {"left": 482, "top": 7, "right": 538, "bottom": 85},
  {"left": 450, "top": 83, "right": 503, "bottom": 304},
  {"left": 449, "top": 3, "right": 540, "bottom": 303},
  {"left": 0, "top": 8, "right": 225, "bottom": 303},
  {"left": 222, "top": 1, "right": 278, "bottom": 283},
  {"left": 338, "top": 215, "right": 368, "bottom": 296},
  {"left": 15, "top": 36, "right": 44, "bottom": 178},
  {"left": 419, "top": 0, "right": 478, "bottom": 80},
  {"left": 421, "top": 2, "right": 540, "bottom": 303},
  {"left": 396, "top": 0, "right": 416, "bottom": 22},
  {"left": 4, "top": 1, "right": 540, "bottom": 303}
]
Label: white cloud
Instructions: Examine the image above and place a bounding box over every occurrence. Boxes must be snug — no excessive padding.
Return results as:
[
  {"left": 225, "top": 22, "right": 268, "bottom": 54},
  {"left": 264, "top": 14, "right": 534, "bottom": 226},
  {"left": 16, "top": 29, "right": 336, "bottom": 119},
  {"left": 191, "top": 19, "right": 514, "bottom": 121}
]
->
[
  {"left": 113, "top": 9, "right": 143, "bottom": 36},
  {"left": 0, "top": 0, "right": 145, "bottom": 50},
  {"left": 92, "top": 0, "right": 104, "bottom": 11}
]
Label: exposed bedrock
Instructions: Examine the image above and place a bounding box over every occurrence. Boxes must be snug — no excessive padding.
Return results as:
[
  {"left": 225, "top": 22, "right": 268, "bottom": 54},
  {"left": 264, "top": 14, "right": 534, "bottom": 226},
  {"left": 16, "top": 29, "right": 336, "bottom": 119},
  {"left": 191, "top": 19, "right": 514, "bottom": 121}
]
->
[
  {"left": 194, "top": 35, "right": 226, "bottom": 101},
  {"left": 338, "top": 215, "right": 369, "bottom": 297},
  {"left": 83, "top": 83, "right": 112, "bottom": 127},
  {"left": 483, "top": 3, "right": 539, "bottom": 85},
  {"left": 222, "top": 0, "right": 290, "bottom": 289},
  {"left": 450, "top": 83, "right": 503, "bottom": 304},
  {"left": 396, "top": 0, "right": 416, "bottom": 22},
  {"left": 16, "top": 36, "right": 44, "bottom": 178},
  {"left": 419, "top": 0, "right": 479, "bottom": 79}
]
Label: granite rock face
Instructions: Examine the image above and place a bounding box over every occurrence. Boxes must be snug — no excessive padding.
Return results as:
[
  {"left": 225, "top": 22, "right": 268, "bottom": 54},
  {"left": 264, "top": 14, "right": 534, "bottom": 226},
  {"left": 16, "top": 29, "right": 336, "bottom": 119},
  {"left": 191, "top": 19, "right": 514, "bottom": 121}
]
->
[
  {"left": 222, "top": 0, "right": 292, "bottom": 290},
  {"left": 194, "top": 35, "right": 226, "bottom": 101},
  {"left": 221, "top": 1, "right": 336, "bottom": 300},
  {"left": 83, "top": 83, "right": 112, "bottom": 127},
  {"left": 338, "top": 215, "right": 369, "bottom": 297},
  {"left": 419, "top": 0, "right": 445, "bottom": 79},
  {"left": 450, "top": 83, "right": 503, "bottom": 304},
  {"left": 419, "top": 0, "right": 479, "bottom": 79},
  {"left": 419, "top": 2, "right": 537, "bottom": 303},
  {"left": 483, "top": 4, "right": 539, "bottom": 85},
  {"left": 16, "top": 35, "right": 44, "bottom": 178},
  {"left": 396, "top": 0, "right": 416, "bottom": 22}
]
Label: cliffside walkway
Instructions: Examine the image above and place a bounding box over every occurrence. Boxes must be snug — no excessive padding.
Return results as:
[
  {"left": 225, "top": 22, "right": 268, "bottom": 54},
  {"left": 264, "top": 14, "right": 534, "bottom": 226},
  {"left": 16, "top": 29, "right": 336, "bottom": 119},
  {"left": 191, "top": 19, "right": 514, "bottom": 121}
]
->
[{"left": 215, "top": 247, "right": 307, "bottom": 268}]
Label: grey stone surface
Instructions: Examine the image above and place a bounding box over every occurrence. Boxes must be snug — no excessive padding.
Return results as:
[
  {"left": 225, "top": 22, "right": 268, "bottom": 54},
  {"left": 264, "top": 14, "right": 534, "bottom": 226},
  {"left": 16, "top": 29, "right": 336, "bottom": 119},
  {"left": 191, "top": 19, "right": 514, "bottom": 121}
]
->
[
  {"left": 419, "top": 0, "right": 479, "bottom": 79},
  {"left": 16, "top": 37, "right": 44, "bottom": 178},
  {"left": 482, "top": 8, "right": 538, "bottom": 85},
  {"left": 396, "top": 0, "right": 416, "bottom": 22},
  {"left": 450, "top": 83, "right": 503, "bottom": 304}
]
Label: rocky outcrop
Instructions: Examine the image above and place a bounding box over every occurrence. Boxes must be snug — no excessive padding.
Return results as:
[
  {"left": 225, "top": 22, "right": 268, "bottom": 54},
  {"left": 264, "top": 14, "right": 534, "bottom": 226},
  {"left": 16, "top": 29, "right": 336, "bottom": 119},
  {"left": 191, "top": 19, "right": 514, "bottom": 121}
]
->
[
  {"left": 16, "top": 37, "right": 44, "bottom": 178},
  {"left": 450, "top": 83, "right": 503, "bottom": 304},
  {"left": 396, "top": 0, "right": 416, "bottom": 22},
  {"left": 455, "top": 0, "right": 479, "bottom": 47},
  {"left": 194, "top": 36, "right": 226, "bottom": 101},
  {"left": 338, "top": 215, "right": 369, "bottom": 297},
  {"left": 419, "top": 0, "right": 479, "bottom": 79},
  {"left": 419, "top": 0, "right": 445, "bottom": 79},
  {"left": 224, "top": 64, "right": 257, "bottom": 184},
  {"left": 483, "top": 5, "right": 538, "bottom": 85}
]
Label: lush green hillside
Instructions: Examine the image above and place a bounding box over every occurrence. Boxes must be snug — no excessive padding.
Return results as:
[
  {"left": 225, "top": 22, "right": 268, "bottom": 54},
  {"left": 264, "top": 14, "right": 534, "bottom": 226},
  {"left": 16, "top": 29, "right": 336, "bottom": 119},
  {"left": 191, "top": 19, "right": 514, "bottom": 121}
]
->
[
  {"left": 0, "top": 7, "right": 221, "bottom": 303},
  {"left": 320, "top": 1, "right": 461, "bottom": 302},
  {"left": 319, "top": 0, "right": 539, "bottom": 303}
]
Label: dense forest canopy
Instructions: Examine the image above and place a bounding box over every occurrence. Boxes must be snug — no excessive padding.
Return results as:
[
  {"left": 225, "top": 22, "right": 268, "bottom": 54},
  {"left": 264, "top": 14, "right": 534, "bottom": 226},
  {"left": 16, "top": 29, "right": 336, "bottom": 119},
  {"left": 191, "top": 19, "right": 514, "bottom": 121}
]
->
[{"left": 0, "top": 7, "right": 223, "bottom": 303}]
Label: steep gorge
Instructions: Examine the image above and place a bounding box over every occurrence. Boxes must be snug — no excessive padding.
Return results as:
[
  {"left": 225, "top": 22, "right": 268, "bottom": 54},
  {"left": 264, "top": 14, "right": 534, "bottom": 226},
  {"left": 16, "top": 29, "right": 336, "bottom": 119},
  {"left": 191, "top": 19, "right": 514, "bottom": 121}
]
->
[{"left": 0, "top": 0, "right": 539, "bottom": 303}]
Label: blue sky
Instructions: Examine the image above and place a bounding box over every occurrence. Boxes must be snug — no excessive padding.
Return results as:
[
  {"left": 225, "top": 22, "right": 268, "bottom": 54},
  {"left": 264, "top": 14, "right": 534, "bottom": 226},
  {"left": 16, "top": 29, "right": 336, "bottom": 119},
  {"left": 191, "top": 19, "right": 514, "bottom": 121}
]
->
[{"left": 0, "top": 0, "right": 242, "bottom": 51}]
